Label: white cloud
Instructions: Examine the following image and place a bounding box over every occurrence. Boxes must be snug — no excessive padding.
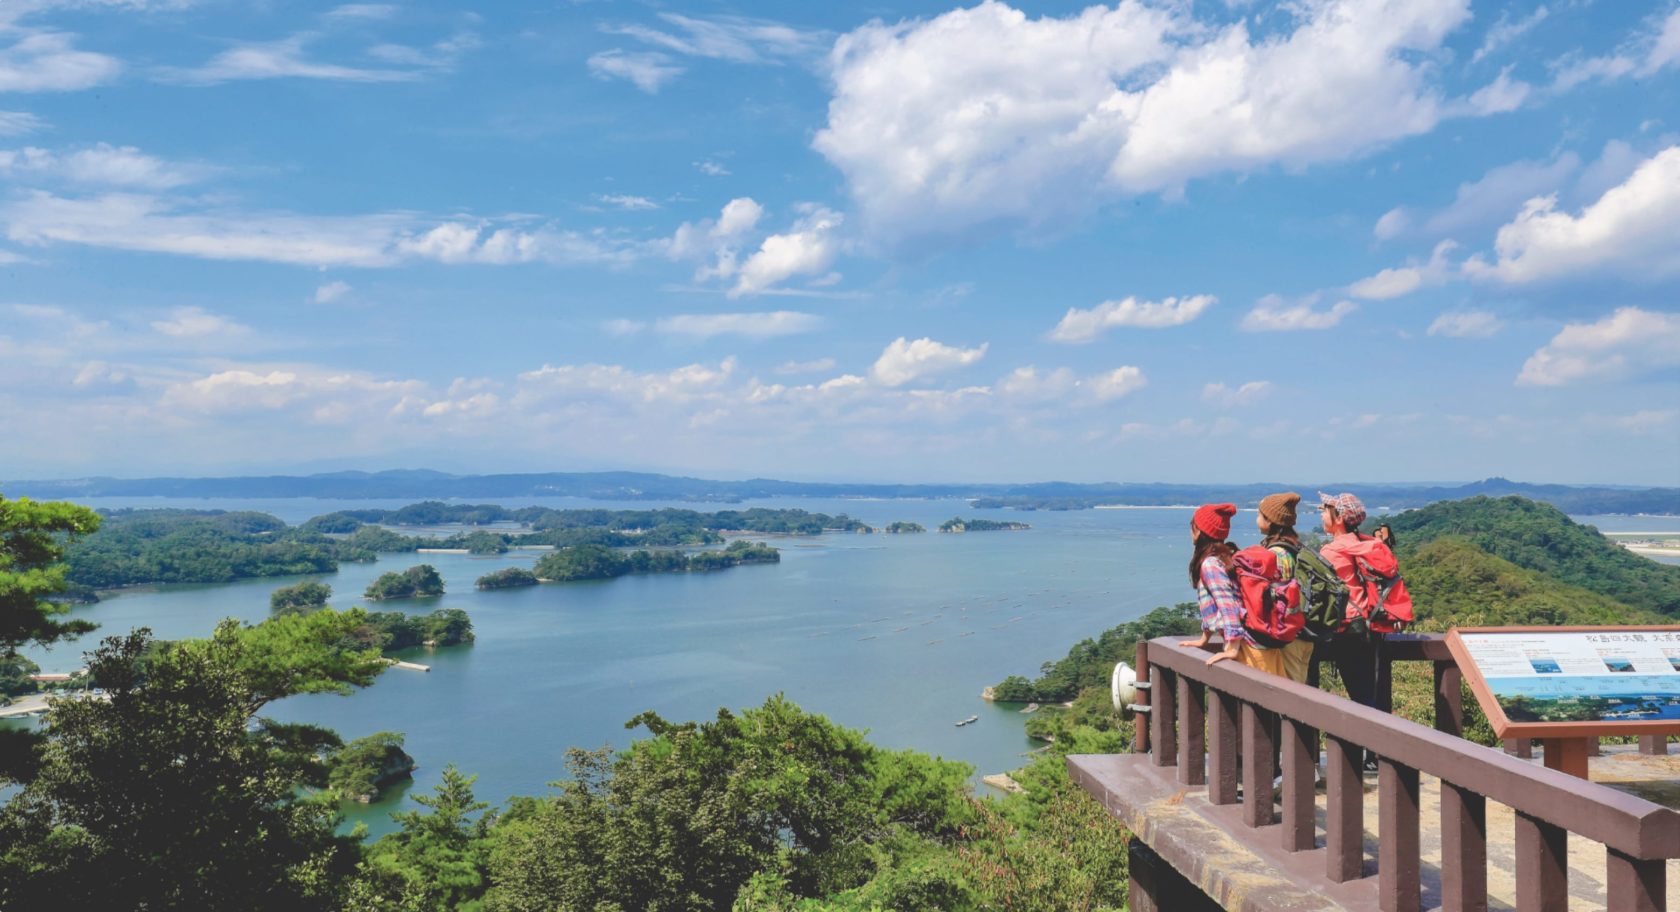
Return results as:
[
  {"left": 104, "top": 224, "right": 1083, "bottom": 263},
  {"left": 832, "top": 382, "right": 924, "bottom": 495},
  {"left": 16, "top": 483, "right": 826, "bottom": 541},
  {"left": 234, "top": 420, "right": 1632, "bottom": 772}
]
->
[
  {"left": 163, "top": 34, "right": 420, "bottom": 84},
  {"left": 731, "top": 205, "right": 843, "bottom": 297},
  {"left": 1240, "top": 294, "right": 1356, "bottom": 331},
  {"left": 652, "top": 311, "right": 823, "bottom": 339},
  {"left": 587, "top": 50, "right": 683, "bottom": 93},
  {"left": 1472, "top": 6, "right": 1548, "bottom": 64},
  {"left": 601, "top": 318, "right": 645, "bottom": 336},
  {"left": 774, "top": 357, "right": 836, "bottom": 375},
  {"left": 0, "top": 111, "right": 43, "bottom": 135},
  {"left": 1609, "top": 410, "right": 1678, "bottom": 435},
  {"left": 1464, "top": 146, "right": 1680, "bottom": 284},
  {"left": 326, "top": 4, "right": 397, "bottom": 20},
  {"left": 1047, "top": 294, "right": 1215, "bottom": 342},
  {"left": 1461, "top": 68, "right": 1531, "bottom": 115},
  {"left": 1202, "top": 380, "right": 1273, "bottom": 407},
  {"left": 870, "top": 337, "right": 987, "bottom": 387},
  {"left": 1517, "top": 307, "right": 1680, "bottom": 387},
  {"left": 517, "top": 357, "right": 739, "bottom": 405},
  {"left": 161, "top": 366, "right": 426, "bottom": 417},
  {"left": 997, "top": 366, "right": 1076, "bottom": 401},
  {"left": 1551, "top": 7, "right": 1680, "bottom": 90},
  {"left": 1372, "top": 207, "right": 1409, "bottom": 241},
  {"left": 1427, "top": 311, "right": 1504, "bottom": 338},
  {"left": 1346, "top": 240, "right": 1456, "bottom": 301},
  {"left": 595, "top": 193, "right": 659, "bottom": 211},
  {"left": 1086, "top": 366, "right": 1147, "bottom": 402},
  {"left": 695, "top": 160, "right": 730, "bottom": 177},
  {"left": 668, "top": 196, "right": 764, "bottom": 281},
  {"left": 0, "top": 191, "right": 643, "bottom": 267},
  {"left": 0, "top": 30, "right": 121, "bottom": 92},
  {"left": 605, "top": 13, "right": 825, "bottom": 65},
  {"left": 150, "top": 306, "right": 249, "bottom": 338},
  {"left": 815, "top": 0, "right": 1477, "bottom": 243},
  {"left": 0, "top": 143, "right": 207, "bottom": 189},
  {"left": 366, "top": 32, "right": 481, "bottom": 70},
  {"left": 313, "top": 280, "right": 351, "bottom": 304}
]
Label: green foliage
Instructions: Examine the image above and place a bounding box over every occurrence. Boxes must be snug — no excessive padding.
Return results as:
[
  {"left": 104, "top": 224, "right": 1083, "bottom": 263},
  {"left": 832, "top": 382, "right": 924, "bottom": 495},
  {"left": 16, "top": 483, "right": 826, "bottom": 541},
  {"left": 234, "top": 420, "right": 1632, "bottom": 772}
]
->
[
  {"left": 0, "top": 493, "right": 102, "bottom": 653},
  {"left": 484, "top": 696, "right": 974, "bottom": 912},
  {"left": 461, "top": 532, "right": 509, "bottom": 555},
  {"left": 1387, "top": 495, "right": 1680, "bottom": 615},
  {"left": 884, "top": 522, "right": 925, "bottom": 534},
  {"left": 65, "top": 509, "right": 338, "bottom": 589},
  {"left": 366, "top": 565, "right": 446, "bottom": 600},
  {"left": 938, "top": 518, "right": 1030, "bottom": 532},
  {"left": 353, "top": 766, "right": 496, "bottom": 912},
  {"left": 475, "top": 567, "right": 538, "bottom": 590},
  {"left": 0, "top": 614, "right": 387, "bottom": 911},
  {"left": 992, "top": 602, "right": 1200, "bottom": 703},
  {"left": 272, "top": 580, "right": 333, "bottom": 616},
  {"left": 533, "top": 541, "right": 780, "bottom": 582},
  {"left": 328, "top": 732, "right": 416, "bottom": 802},
  {"left": 0, "top": 653, "right": 40, "bottom": 697},
  {"left": 360, "top": 609, "right": 475, "bottom": 651}
]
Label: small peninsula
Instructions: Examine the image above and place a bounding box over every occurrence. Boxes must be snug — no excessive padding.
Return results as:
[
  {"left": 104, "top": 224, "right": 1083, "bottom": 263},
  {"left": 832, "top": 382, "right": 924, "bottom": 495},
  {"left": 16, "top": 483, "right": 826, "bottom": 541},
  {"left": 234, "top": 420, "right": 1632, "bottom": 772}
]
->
[{"left": 532, "top": 540, "right": 779, "bottom": 583}]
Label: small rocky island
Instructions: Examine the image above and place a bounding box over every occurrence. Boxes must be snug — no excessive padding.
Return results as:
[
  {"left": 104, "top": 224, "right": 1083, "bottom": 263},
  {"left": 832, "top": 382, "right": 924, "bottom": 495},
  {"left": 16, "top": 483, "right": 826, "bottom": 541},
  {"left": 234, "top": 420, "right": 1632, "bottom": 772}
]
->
[{"left": 939, "top": 517, "right": 1031, "bottom": 533}]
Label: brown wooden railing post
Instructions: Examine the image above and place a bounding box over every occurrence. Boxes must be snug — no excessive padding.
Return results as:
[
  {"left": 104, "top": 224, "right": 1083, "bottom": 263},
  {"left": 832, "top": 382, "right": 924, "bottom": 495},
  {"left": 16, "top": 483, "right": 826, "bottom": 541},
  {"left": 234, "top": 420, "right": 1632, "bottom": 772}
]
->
[
  {"left": 1440, "top": 781, "right": 1487, "bottom": 912},
  {"left": 1177, "top": 677, "right": 1206, "bottom": 785},
  {"left": 1134, "top": 642, "right": 1150, "bottom": 755},
  {"left": 1379, "top": 759, "right": 1421, "bottom": 912},
  {"left": 1242, "top": 702, "right": 1277, "bottom": 828},
  {"left": 1208, "top": 689, "right": 1239, "bottom": 805},
  {"left": 1151, "top": 664, "right": 1177, "bottom": 768},
  {"left": 1505, "top": 738, "right": 1533, "bottom": 759},
  {"left": 1639, "top": 735, "right": 1669, "bottom": 756},
  {"left": 1515, "top": 811, "right": 1568, "bottom": 912},
  {"left": 1281, "top": 718, "right": 1315, "bottom": 852},
  {"left": 1326, "top": 736, "right": 1364, "bottom": 883},
  {"left": 1433, "top": 660, "right": 1463, "bottom": 736},
  {"left": 1606, "top": 847, "right": 1665, "bottom": 912}
]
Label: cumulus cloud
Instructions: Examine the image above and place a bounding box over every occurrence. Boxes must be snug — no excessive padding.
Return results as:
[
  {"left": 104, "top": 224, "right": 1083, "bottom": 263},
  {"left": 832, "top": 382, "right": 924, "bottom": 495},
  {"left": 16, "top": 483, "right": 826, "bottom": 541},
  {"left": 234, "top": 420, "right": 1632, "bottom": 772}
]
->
[
  {"left": 1464, "top": 146, "right": 1680, "bottom": 283},
  {"left": 996, "top": 366, "right": 1076, "bottom": 401},
  {"left": 1517, "top": 307, "right": 1680, "bottom": 387},
  {"left": 668, "top": 196, "right": 764, "bottom": 281},
  {"left": 161, "top": 366, "right": 426, "bottom": 418},
  {"left": 595, "top": 193, "right": 659, "bottom": 211},
  {"left": 313, "top": 280, "right": 351, "bottom": 304},
  {"left": 1047, "top": 294, "right": 1215, "bottom": 342},
  {"left": 815, "top": 0, "right": 1479, "bottom": 243},
  {"left": 774, "top": 357, "right": 836, "bottom": 375},
  {"left": 1345, "top": 240, "right": 1457, "bottom": 301},
  {"left": 695, "top": 160, "right": 730, "bottom": 177},
  {"left": 587, "top": 50, "right": 683, "bottom": 93},
  {"left": 1086, "top": 366, "right": 1147, "bottom": 402},
  {"left": 0, "top": 30, "right": 121, "bottom": 92},
  {"left": 1202, "top": 380, "right": 1273, "bottom": 407},
  {"left": 652, "top": 310, "right": 823, "bottom": 339},
  {"left": 1427, "top": 311, "right": 1504, "bottom": 338},
  {"left": 731, "top": 205, "right": 843, "bottom": 297},
  {"left": 1240, "top": 294, "right": 1356, "bottom": 331},
  {"left": 870, "top": 337, "right": 987, "bottom": 387}
]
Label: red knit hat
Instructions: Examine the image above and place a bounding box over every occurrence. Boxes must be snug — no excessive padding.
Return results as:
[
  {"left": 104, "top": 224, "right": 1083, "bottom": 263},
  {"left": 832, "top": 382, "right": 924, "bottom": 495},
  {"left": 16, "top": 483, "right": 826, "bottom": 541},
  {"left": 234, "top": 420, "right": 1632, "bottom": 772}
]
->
[{"left": 1192, "top": 503, "right": 1238, "bottom": 541}]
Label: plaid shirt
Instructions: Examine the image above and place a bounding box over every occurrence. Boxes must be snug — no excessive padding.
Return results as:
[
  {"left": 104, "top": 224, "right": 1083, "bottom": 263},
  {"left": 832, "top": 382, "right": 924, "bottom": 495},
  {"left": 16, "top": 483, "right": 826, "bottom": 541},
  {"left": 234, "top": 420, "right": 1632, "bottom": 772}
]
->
[{"left": 1195, "top": 556, "right": 1249, "bottom": 644}]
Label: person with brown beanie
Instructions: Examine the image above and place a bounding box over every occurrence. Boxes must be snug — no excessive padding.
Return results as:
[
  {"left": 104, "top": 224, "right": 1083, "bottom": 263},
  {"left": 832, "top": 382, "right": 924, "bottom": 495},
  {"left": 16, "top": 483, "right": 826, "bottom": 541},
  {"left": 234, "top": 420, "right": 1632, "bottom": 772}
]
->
[
  {"left": 1256, "top": 492, "right": 1316, "bottom": 683},
  {"left": 1177, "top": 503, "right": 1284, "bottom": 673}
]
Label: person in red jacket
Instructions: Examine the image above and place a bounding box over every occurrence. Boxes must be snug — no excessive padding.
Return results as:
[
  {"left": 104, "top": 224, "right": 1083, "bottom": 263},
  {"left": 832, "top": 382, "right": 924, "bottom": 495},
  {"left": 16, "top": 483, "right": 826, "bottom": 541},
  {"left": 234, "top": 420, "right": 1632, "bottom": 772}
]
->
[{"left": 1316, "top": 492, "right": 1413, "bottom": 722}]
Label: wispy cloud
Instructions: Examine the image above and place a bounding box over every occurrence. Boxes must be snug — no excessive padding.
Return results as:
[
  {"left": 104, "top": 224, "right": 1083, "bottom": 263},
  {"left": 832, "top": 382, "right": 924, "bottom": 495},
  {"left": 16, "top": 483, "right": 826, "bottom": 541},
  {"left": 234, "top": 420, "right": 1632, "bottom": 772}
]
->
[
  {"left": 0, "top": 143, "right": 211, "bottom": 189},
  {"left": 1240, "top": 295, "right": 1356, "bottom": 332},
  {"left": 0, "top": 111, "right": 44, "bottom": 135},
  {"left": 587, "top": 50, "right": 682, "bottom": 93},
  {"left": 1047, "top": 295, "right": 1215, "bottom": 343},
  {"left": 0, "top": 30, "right": 121, "bottom": 92},
  {"left": 160, "top": 33, "right": 420, "bottom": 85},
  {"left": 604, "top": 13, "right": 826, "bottom": 65}
]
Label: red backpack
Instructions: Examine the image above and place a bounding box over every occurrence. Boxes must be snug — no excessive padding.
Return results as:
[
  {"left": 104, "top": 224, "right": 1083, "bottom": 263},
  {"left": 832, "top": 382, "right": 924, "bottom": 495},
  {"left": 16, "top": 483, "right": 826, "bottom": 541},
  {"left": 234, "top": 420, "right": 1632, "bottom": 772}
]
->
[
  {"left": 1230, "top": 546, "right": 1305, "bottom": 648},
  {"left": 1343, "top": 535, "right": 1414, "bottom": 633}
]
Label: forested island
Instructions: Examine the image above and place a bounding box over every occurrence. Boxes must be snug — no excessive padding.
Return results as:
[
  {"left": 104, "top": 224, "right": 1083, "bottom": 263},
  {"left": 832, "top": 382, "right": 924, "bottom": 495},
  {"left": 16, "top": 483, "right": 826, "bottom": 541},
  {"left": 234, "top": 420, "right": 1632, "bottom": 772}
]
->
[
  {"left": 884, "top": 521, "right": 926, "bottom": 533},
  {"left": 62, "top": 505, "right": 863, "bottom": 590},
  {"left": 939, "top": 517, "right": 1031, "bottom": 532},
  {"left": 531, "top": 540, "right": 779, "bottom": 582},
  {"left": 364, "top": 565, "right": 445, "bottom": 600},
  {"left": 475, "top": 567, "right": 539, "bottom": 589}
]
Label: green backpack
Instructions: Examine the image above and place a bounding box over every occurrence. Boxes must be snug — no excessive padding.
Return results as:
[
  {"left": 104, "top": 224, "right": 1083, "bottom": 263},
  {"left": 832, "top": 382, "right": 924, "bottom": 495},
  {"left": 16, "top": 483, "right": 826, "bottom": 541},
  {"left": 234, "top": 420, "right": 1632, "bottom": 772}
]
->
[{"left": 1270, "top": 540, "right": 1348, "bottom": 643}]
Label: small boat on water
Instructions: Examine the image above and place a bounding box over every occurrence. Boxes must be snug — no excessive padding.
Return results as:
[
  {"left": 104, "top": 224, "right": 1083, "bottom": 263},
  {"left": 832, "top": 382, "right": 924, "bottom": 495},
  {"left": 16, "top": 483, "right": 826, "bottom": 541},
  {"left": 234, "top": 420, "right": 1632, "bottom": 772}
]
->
[{"left": 955, "top": 715, "right": 979, "bottom": 727}]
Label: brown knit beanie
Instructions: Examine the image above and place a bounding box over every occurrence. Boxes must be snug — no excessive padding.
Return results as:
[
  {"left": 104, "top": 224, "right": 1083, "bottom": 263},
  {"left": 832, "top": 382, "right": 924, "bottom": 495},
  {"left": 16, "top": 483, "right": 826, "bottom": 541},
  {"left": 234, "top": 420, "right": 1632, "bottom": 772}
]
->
[{"left": 1258, "top": 492, "right": 1301, "bottom": 528}]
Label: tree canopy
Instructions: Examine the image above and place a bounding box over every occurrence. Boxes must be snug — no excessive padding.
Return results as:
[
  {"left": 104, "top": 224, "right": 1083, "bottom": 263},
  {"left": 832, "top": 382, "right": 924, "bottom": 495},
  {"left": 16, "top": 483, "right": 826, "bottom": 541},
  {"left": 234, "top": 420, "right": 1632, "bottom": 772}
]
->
[{"left": 0, "top": 494, "right": 102, "bottom": 654}]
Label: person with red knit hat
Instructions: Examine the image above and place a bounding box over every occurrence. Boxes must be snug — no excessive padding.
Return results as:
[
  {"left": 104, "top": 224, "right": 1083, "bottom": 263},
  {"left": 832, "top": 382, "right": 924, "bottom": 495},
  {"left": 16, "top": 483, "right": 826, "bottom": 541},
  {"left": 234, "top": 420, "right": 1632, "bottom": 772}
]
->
[{"left": 1178, "top": 503, "right": 1284, "bottom": 673}]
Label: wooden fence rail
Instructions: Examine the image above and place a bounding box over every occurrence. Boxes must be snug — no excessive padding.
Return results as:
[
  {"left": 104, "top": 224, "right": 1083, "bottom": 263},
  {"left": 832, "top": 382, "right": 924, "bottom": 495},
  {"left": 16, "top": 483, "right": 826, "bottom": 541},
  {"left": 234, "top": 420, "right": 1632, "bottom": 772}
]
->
[{"left": 1137, "top": 635, "right": 1680, "bottom": 912}]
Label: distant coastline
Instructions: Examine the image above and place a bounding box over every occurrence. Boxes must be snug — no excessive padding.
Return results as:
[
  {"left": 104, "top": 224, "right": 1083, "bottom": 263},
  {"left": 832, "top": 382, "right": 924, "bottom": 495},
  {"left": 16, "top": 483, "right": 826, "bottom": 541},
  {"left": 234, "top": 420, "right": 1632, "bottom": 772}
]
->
[{"left": 5, "top": 470, "right": 1676, "bottom": 515}]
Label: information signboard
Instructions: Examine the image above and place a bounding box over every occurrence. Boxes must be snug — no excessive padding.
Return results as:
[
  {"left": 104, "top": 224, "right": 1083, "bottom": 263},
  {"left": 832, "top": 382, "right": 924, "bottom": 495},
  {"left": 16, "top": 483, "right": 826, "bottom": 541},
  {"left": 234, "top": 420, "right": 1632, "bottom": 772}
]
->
[{"left": 1445, "top": 625, "right": 1680, "bottom": 740}]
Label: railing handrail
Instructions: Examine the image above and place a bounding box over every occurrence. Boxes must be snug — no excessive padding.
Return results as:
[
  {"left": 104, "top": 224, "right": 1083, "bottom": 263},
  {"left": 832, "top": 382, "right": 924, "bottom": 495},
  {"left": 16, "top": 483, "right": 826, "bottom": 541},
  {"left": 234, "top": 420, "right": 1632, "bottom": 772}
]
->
[{"left": 1145, "top": 636, "right": 1680, "bottom": 860}]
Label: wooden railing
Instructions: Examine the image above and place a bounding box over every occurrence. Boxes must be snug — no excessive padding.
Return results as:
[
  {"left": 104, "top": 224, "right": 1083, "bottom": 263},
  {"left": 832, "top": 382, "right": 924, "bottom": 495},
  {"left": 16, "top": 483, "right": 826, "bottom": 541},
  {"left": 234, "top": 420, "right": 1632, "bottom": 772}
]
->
[{"left": 1128, "top": 635, "right": 1680, "bottom": 912}]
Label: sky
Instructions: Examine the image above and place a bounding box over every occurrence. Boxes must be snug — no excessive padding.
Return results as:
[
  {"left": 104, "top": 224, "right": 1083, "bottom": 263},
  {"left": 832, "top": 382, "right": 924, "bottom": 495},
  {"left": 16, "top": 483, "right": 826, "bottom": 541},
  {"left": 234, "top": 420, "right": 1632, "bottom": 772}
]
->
[{"left": 1, "top": 0, "right": 1678, "bottom": 485}]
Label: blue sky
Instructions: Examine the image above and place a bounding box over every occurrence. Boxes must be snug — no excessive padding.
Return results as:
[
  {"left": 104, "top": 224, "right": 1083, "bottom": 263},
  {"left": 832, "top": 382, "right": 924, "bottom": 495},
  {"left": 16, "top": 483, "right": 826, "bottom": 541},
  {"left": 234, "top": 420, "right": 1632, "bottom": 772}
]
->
[{"left": 1, "top": 0, "right": 1677, "bottom": 484}]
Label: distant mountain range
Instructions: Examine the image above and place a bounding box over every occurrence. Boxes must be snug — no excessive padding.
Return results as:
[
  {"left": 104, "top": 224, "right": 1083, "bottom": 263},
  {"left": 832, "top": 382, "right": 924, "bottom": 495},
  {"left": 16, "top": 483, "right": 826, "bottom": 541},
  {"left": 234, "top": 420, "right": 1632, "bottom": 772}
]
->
[{"left": 4, "top": 471, "right": 1677, "bottom": 515}]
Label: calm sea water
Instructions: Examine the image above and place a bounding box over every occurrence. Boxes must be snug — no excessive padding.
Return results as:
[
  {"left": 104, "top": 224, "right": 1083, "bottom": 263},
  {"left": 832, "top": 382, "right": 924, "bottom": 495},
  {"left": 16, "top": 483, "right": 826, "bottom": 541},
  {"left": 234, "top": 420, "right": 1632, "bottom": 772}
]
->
[{"left": 12, "top": 498, "right": 1679, "bottom": 836}]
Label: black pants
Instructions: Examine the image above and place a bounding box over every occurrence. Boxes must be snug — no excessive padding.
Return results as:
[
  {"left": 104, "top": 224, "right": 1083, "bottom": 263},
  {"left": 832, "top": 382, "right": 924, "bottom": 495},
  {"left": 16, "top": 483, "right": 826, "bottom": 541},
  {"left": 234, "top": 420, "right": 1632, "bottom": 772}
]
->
[{"left": 1317, "top": 632, "right": 1388, "bottom": 768}]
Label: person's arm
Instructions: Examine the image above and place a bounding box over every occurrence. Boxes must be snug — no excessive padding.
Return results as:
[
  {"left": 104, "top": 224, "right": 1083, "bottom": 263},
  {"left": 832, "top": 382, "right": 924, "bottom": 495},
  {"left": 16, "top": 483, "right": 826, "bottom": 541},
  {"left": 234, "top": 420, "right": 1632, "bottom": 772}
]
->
[{"left": 1198, "top": 559, "right": 1246, "bottom": 665}]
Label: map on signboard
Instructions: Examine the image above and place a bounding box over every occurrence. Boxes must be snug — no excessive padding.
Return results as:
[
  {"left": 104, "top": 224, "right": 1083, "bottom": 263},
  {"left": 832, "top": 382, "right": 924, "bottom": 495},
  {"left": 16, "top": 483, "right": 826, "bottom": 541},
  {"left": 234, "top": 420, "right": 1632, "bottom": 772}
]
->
[{"left": 1456, "top": 631, "right": 1680, "bottom": 725}]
